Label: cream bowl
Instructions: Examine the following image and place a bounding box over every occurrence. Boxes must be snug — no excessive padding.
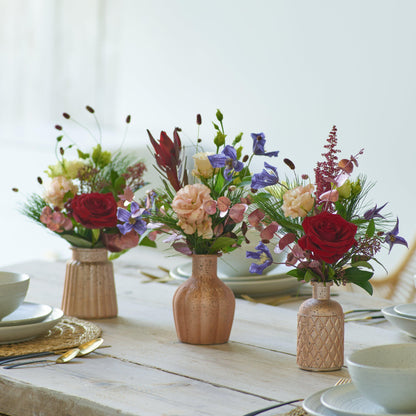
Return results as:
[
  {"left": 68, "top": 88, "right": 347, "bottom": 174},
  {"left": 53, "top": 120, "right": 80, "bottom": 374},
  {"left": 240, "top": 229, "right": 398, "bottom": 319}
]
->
[
  {"left": 0, "top": 272, "right": 30, "bottom": 319},
  {"left": 346, "top": 344, "right": 416, "bottom": 413}
]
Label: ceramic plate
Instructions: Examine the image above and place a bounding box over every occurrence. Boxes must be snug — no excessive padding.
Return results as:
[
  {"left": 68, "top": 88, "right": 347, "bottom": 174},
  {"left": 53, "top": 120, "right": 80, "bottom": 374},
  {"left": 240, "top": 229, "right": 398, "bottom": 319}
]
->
[
  {"left": 176, "top": 261, "right": 294, "bottom": 282},
  {"left": 382, "top": 306, "right": 416, "bottom": 338},
  {"left": 0, "top": 302, "right": 53, "bottom": 327},
  {"left": 170, "top": 264, "right": 302, "bottom": 297},
  {"left": 393, "top": 303, "right": 416, "bottom": 319},
  {"left": 0, "top": 307, "right": 63, "bottom": 344},
  {"left": 320, "top": 383, "right": 415, "bottom": 416},
  {"left": 303, "top": 388, "right": 337, "bottom": 416}
]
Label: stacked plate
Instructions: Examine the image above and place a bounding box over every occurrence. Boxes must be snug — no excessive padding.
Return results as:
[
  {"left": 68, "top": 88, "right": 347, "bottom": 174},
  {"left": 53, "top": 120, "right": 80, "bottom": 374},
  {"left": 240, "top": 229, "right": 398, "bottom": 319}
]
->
[
  {"left": 0, "top": 302, "right": 63, "bottom": 344},
  {"left": 303, "top": 382, "right": 416, "bottom": 416},
  {"left": 169, "top": 262, "right": 302, "bottom": 297},
  {"left": 382, "top": 303, "right": 416, "bottom": 338}
]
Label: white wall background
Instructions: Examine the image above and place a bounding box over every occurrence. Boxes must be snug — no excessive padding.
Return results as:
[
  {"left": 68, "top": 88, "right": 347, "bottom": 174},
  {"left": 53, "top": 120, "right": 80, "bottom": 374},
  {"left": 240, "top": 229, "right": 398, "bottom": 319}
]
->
[{"left": 1, "top": 0, "right": 414, "bottom": 272}]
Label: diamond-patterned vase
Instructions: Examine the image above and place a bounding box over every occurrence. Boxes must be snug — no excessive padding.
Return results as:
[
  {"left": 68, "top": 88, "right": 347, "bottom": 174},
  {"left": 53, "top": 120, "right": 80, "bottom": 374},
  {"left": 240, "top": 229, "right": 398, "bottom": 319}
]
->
[{"left": 297, "top": 281, "right": 344, "bottom": 371}]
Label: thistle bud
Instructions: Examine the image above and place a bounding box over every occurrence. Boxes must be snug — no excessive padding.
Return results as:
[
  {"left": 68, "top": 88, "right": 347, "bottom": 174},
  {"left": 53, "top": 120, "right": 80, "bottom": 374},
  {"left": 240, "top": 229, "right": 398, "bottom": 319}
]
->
[
  {"left": 126, "top": 115, "right": 131, "bottom": 124},
  {"left": 62, "top": 113, "right": 70, "bottom": 119},
  {"left": 196, "top": 114, "right": 202, "bottom": 125},
  {"left": 284, "top": 158, "right": 296, "bottom": 170},
  {"left": 37, "top": 176, "right": 43, "bottom": 184},
  {"left": 55, "top": 125, "right": 62, "bottom": 131},
  {"left": 242, "top": 155, "right": 249, "bottom": 163},
  {"left": 86, "top": 105, "right": 95, "bottom": 114}
]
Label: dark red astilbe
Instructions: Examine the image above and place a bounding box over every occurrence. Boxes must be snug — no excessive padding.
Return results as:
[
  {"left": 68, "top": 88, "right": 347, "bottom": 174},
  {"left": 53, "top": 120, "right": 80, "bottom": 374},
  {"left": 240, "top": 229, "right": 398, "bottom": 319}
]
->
[
  {"left": 123, "top": 161, "right": 147, "bottom": 192},
  {"left": 314, "top": 126, "right": 341, "bottom": 201},
  {"left": 147, "top": 128, "right": 185, "bottom": 191},
  {"left": 353, "top": 236, "right": 382, "bottom": 259}
]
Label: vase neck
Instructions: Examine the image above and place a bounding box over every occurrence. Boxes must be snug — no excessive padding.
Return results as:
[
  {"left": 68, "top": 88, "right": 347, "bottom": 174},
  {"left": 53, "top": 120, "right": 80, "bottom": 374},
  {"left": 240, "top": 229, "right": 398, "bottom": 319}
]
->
[
  {"left": 311, "top": 281, "right": 332, "bottom": 300},
  {"left": 71, "top": 247, "right": 108, "bottom": 263},
  {"left": 191, "top": 255, "right": 218, "bottom": 280}
]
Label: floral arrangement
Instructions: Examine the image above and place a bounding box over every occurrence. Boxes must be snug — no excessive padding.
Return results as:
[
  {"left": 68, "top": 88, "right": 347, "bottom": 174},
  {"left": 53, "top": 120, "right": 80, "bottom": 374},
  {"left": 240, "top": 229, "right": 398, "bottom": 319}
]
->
[
  {"left": 247, "top": 126, "right": 407, "bottom": 294},
  {"left": 17, "top": 106, "right": 154, "bottom": 258},
  {"left": 118, "top": 110, "right": 279, "bottom": 256}
]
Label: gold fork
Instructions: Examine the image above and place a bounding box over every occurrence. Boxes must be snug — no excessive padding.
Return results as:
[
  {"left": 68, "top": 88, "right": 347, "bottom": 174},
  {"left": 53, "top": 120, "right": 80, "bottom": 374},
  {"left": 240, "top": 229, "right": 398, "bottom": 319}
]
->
[{"left": 334, "top": 377, "right": 352, "bottom": 386}]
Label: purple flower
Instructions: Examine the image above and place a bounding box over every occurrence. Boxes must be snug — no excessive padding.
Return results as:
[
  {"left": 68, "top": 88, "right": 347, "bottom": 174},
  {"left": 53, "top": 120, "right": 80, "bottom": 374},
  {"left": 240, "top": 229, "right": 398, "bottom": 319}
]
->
[
  {"left": 251, "top": 133, "right": 279, "bottom": 157},
  {"left": 246, "top": 242, "right": 273, "bottom": 274},
  {"left": 251, "top": 162, "right": 279, "bottom": 190},
  {"left": 208, "top": 145, "right": 244, "bottom": 181},
  {"left": 117, "top": 202, "right": 147, "bottom": 235},
  {"left": 385, "top": 218, "right": 408, "bottom": 253},
  {"left": 364, "top": 202, "right": 387, "bottom": 220}
]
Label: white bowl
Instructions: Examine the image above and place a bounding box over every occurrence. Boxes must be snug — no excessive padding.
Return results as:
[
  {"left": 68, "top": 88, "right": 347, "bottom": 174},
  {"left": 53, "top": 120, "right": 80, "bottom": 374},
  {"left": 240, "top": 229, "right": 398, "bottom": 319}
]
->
[
  {"left": 0, "top": 272, "right": 30, "bottom": 319},
  {"left": 218, "top": 229, "right": 286, "bottom": 278},
  {"left": 346, "top": 344, "right": 416, "bottom": 413},
  {"left": 382, "top": 305, "right": 416, "bottom": 338}
]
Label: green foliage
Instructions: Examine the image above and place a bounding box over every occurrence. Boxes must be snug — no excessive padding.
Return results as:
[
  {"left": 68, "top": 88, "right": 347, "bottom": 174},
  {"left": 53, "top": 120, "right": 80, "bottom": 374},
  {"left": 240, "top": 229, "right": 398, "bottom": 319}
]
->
[{"left": 343, "top": 267, "right": 374, "bottom": 295}]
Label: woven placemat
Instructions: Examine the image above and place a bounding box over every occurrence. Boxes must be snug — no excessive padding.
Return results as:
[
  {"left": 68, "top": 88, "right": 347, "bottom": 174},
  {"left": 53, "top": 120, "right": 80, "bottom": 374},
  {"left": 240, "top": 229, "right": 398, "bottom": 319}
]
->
[
  {"left": 0, "top": 316, "right": 102, "bottom": 357},
  {"left": 282, "top": 407, "right": 308, "bottom": 416}
]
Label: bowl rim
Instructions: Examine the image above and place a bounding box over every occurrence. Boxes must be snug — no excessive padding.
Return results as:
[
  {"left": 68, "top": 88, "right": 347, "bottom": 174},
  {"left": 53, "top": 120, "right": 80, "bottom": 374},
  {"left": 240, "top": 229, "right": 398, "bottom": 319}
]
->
[
  {"left": 347, "top": 343, "right": 416, "bottom": 370},
  {"left": 0, "top": 272, "right": 30, "bottom": 286}
]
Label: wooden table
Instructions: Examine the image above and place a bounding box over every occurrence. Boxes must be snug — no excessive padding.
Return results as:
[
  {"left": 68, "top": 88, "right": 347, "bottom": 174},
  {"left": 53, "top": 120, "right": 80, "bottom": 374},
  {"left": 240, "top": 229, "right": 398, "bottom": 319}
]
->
[{"left": 0, "top": 247, "right": 414, "bottom": 416}]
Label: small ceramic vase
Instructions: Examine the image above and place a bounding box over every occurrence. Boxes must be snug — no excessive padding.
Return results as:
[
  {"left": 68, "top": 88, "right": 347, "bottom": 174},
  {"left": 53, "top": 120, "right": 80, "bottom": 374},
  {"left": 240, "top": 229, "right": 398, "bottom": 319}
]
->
[
  {"left": 62, "top": 247, "right": 117, "bottom": 319},
  {"left": 172, "top": 254, "right": 235, "bottom": 344},
  {"left": 297, "top": 281, "right": 344, "bottom": 371}
]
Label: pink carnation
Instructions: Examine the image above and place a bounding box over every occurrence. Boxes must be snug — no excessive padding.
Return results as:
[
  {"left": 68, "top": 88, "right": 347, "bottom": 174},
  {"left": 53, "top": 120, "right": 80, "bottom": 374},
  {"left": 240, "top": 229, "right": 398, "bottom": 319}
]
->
[{"left": 172, "top": 184, "right": 214, "bottom": 239}]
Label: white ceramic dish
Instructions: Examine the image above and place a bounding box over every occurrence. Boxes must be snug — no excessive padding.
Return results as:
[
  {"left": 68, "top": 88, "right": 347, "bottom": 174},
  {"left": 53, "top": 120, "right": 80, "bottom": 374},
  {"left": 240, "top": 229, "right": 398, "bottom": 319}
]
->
[
  {"left": 0, "top": 307, "right": 63, "bottom": 344},
  {"left": 394, "top": 303, "right": 416, "bottom": 319},
  {"left": 170, "top": 265, "right": 302, "bottom": 297},
  {"left": 320, "top": 383, "right": 414, "bottom": 416},
  {"left": 176, "top": 261, "right": 293, "bottom": 282},
  {"left": 382, "top": 305, "right": 416, "bottom": 338},
  {"left": 303, "top": 388, "right": 336, "bottom": 416},
  {"left": 346, "top": 344, "right": 416, "bottom": 413},
  {"left": 0, "top": 302, "right": 53, "bottom": 327}
]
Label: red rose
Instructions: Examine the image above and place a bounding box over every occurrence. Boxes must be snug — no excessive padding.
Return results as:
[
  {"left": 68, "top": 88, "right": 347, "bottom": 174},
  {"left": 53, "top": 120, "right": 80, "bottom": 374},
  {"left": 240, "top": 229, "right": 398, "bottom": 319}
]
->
[
  {"left": 298, "top": 211, "right": 357, "bottom": 264},
  {"left": 71, "top": 193, "right": 117, "bottom": 229}
]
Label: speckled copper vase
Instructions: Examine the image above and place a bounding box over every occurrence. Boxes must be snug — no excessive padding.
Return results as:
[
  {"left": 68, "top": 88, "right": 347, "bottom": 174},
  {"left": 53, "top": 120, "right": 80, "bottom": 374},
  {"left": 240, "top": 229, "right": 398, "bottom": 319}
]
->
[
  {"left": 173, "top": 255, "right": 235, "bottom": 345},
  {"left": 62, "top": 247, "right": 117, "bottom": 319},
  {"left": 297, "top": 281, "right": 344, "bottom": 371}
]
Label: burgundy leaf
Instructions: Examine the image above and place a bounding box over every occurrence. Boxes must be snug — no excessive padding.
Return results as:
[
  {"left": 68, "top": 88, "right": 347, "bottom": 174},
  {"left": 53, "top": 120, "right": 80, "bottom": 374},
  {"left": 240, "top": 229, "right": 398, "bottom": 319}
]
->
[
  {"left": 248, "top": 208, "right": 265, "bottom": 227},
  {"left": 278, "top": 232, "right": 296, "bottom": 250}
]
